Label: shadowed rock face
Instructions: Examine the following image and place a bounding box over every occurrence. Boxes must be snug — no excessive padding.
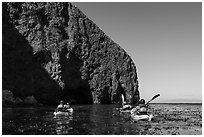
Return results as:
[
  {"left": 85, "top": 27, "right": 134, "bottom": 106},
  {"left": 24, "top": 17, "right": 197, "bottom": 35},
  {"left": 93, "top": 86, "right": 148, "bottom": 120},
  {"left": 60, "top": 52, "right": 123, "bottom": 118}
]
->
[{"left": 3, "top": 2, "right": 140, "bottom": 105}]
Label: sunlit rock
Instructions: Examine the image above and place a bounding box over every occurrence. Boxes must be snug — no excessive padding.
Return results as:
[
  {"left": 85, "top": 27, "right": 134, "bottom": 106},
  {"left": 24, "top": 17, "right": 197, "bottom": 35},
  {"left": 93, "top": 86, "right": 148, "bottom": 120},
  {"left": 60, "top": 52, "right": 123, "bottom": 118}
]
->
[{"left": 3, "top": 2, "right": 140, "bottom": 104}]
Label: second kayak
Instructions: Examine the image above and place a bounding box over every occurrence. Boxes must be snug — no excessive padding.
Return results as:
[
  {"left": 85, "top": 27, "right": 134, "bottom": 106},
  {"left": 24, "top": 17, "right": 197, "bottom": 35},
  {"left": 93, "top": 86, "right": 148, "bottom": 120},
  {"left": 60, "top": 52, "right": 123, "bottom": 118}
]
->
[
  {"left": 53, "top": 108, "right": 73, "bottom": 116},
  {"left": 131, "top": 113, "right": 153, "bottom": 121}
]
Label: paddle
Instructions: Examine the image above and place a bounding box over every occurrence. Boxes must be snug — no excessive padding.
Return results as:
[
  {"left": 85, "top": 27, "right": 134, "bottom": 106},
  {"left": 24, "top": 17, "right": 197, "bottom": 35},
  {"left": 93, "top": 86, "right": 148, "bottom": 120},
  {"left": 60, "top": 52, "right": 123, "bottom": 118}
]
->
[{"left": 146, "top": 93, "right": 160, "bottom": 105}]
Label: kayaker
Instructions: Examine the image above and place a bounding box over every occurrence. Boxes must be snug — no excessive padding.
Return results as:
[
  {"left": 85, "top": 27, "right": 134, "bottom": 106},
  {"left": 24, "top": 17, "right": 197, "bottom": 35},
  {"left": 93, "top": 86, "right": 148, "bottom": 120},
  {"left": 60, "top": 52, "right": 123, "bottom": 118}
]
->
[
  {"left": 121, "top": 102, "right": 132, "bottom": 110},
  {"left": 64, "top": 102, "right": 72, "bottom": 112},
  {"left": 135, "top": 99, "right": 149, "bottom": 115},
  {"left": 64, "top": 102, "right": 70, "bottom": 109},
  {"left": 57, "top": 100, "right": 64, "bottom": 111}
]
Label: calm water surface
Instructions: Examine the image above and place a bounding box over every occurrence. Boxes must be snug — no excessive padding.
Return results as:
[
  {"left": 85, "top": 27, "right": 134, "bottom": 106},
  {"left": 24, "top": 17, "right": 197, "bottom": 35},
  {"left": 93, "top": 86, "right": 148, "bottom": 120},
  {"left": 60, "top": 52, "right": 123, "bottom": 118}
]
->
[{"left": 2, "top": 104, "right": 202, "bottom": 135}]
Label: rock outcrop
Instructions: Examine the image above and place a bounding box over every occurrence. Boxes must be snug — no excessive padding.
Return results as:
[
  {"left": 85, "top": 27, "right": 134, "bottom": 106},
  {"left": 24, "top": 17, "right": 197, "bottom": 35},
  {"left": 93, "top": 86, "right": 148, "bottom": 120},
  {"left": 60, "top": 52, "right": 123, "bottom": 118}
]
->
[
  {"left": 3, "top": 2, "right": 140, "bottom": 105},
  {"left": 3, "top": 90, "right": 23, "bottom": 106},
  {"left": 2, "top": 90, "right": 16, "bottom": 105},
  {"left": 3, "top": 89, "right": 40, "bottom": 106},
  {"left": 24, "top": 96, "right": 38, "bottom": 105}
]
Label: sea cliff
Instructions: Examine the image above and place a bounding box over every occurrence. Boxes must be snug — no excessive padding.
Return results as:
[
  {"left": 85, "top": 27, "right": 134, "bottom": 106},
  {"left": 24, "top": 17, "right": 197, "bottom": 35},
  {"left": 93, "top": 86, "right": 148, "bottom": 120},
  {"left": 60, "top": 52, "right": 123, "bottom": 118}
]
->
[{"left": 3, "top": 2, "right": 140, "bottom": 105}]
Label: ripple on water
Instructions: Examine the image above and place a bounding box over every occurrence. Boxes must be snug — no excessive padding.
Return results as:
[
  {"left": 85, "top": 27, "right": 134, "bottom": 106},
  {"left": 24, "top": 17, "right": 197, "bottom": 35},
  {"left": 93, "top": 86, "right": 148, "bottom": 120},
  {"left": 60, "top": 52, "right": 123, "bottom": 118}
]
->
[{"left": 2, "top": 104, "right": 202, "bottom": 135}]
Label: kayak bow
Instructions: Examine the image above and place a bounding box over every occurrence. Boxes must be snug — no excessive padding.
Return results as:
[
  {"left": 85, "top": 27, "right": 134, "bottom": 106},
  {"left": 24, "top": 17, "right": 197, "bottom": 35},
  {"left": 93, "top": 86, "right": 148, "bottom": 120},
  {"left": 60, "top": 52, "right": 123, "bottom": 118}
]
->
[
  {"left": 130, "top": 108, "right": 153, "bottom": 121},
  {"left": 131, "top": 114, "right": 153, "bottom": 121}
]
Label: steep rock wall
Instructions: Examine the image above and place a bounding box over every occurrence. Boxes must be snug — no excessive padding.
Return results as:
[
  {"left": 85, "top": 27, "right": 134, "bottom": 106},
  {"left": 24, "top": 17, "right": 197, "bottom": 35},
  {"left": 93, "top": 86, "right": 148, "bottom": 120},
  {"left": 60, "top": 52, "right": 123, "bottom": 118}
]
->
[{"left": 3, "top": 2, "right": 140, "bottom": 105}]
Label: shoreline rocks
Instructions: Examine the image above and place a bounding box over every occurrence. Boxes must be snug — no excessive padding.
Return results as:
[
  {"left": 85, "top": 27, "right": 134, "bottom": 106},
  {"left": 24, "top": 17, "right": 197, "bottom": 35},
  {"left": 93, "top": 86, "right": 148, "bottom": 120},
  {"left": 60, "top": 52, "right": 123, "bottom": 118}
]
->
[
  {"left": 2, "top": 90, "right": 16, "bottom": 105},
  {"left": 3, "top": 90, "right": 41, "bottom": 107},
  {"left": 24, "top": 96, "right": 38, "bottom": 106}
]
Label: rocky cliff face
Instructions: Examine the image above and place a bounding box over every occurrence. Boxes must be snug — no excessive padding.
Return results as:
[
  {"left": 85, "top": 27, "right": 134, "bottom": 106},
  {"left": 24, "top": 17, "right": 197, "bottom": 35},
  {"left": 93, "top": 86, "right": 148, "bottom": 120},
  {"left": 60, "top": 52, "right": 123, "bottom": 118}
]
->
[{"left": 3, "top": 2, "right": 140, "bottom": 105}]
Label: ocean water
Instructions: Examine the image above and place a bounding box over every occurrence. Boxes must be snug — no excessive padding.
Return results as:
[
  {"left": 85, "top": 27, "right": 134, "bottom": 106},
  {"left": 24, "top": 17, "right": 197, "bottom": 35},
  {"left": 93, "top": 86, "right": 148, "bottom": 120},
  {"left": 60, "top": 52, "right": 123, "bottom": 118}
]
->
[{"left": 2, "top": 103, "right": 202, "bottom": 135}]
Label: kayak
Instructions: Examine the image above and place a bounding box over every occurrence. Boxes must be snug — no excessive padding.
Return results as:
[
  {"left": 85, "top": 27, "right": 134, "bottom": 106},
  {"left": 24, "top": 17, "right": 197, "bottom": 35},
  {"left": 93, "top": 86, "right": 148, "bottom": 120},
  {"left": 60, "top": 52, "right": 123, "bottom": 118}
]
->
[
  {"left": 116, "top": 104, "right": 132, "bottom": 113},
  {"left": 131, "top": 113, "right": 153, "bottom": 121},
  {"left": 116, "top": 107, "right": 131, "bottom": 113},
  {"left": 130, "top": 108, "right": 153, "bottom": 121},
  {"left": 53, "top": 108, "right": 73, "bottom": 116},
  {"left": 120, "top": 109, "right": 131, "bottom": 113}
]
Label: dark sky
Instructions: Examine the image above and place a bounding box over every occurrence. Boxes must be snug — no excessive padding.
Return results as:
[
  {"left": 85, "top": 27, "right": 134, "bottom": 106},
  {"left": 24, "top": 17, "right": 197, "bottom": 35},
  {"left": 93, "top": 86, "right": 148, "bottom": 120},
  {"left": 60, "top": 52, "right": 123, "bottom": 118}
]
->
[{"left": 73, "top": 2, "right": 202, "bottom": 103}]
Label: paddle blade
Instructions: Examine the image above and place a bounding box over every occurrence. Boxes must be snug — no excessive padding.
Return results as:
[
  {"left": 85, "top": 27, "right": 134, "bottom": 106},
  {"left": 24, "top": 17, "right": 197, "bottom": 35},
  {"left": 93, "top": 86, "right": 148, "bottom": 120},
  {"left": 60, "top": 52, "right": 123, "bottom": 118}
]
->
[
  {"left": 146, "top": 94, "right": 160, "bottom": 104},
  {"left": 151, "top": 94, "right": 160, "bottom": 101}
]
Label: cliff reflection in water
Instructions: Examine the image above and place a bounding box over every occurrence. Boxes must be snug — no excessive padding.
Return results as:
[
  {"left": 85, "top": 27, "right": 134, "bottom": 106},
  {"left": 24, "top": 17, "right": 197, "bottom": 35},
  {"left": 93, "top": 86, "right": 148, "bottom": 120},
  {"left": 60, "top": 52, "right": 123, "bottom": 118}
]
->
[
  {"left": 88, "top": 105, "right": 126, "bottom": 134},
  {"left": 54, "top": 115, "right": 73, "bottom": 135},
  {"left": 2, "top": 104, "right": 202, "bottom": 135},
  {"left": 51, "top": 105, "right": 128, "bottom": 134}
]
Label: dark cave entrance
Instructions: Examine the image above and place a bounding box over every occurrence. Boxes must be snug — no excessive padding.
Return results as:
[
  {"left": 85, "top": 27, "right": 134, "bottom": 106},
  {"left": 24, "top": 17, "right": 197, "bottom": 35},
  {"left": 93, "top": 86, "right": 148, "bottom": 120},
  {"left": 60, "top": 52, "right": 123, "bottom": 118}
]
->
[
  {"left": 100, "top": 86, "right": 112, "bottom": 104},
  {"left": 61, "top": 80, "right": 93, "bottom": 104},
  {"left": 59, "top": 45, "right": 93, "bottom": 104}
]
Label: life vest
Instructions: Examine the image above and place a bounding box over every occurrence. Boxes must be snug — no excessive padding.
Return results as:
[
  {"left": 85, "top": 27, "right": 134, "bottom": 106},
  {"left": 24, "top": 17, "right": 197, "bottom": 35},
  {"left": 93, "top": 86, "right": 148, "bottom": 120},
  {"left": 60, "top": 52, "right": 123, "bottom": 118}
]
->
[
  {"left": 64, "top": 105, "right": 70, "bottom": 109},
  {"left": 138, "top": 104, "right": 147, "bottom": 114},
  {"left": 58, "top": 104, "right": 64, "bottom": 108},
  {"left": 57, "top": 104, "right": 64, "bottom": 111}
]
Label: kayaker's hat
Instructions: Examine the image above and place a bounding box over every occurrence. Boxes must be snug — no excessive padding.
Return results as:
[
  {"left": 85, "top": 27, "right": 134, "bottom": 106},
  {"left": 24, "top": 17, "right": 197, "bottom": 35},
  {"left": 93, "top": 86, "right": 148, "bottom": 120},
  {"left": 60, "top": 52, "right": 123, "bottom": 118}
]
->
[
  {"left": 60, "top": 100, "right": 64, "bottom": 104},
  {"left": 67, "top": 103, "right": 69, "bottom": 105},
  {"left": 140, "top": 99, "right": 145, "bottom": 104}
]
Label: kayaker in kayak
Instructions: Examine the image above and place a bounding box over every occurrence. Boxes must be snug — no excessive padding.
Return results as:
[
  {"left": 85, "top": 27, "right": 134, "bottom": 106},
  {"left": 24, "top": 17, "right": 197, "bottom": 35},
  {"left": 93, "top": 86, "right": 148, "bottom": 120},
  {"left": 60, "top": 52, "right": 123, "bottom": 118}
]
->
[
  {"left": 130, "top": 98, "right": 154, "bottom": 121},
  {"left": 131, "top": 94, "right": 160, "bottom": 121},
  {"left": 57, "top": 100, "right": 64, "bottom": 111},
  {"left": 54, "top": 101, "right": 74, "bottom": 116},
  {"left": 64, "top": 103, "right": 71, "bottom": 110},
  {"left": 134, "top": 99, "right": 149, "bottom": 115}
]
